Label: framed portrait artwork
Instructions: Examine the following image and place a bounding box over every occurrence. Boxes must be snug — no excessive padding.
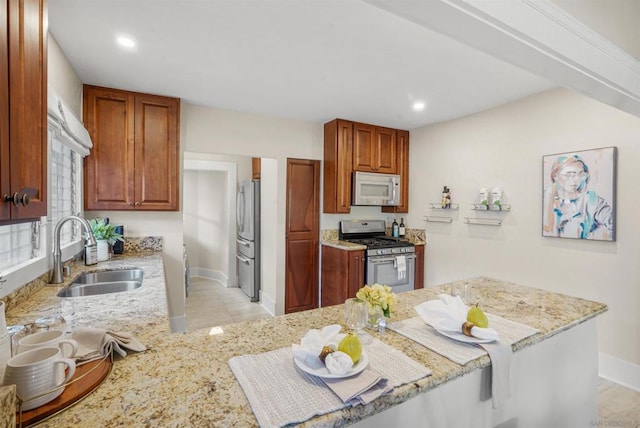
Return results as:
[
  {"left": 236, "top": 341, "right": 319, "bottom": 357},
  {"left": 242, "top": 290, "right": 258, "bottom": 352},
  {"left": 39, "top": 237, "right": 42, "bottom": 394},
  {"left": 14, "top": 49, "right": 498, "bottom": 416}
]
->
[{"left": 542, "top": 147, "right": 617, "bottom": 241}]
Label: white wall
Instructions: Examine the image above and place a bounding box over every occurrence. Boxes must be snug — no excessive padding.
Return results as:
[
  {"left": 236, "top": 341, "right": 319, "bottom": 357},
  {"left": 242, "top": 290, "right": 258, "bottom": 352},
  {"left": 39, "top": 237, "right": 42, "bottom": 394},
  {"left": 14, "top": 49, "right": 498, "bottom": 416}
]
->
[
  {"left": 48, "top": 35, "right": 83, "bottom": 115},
  {"left": 183, "top": 104, "right": 323, "bottom": 315},
  {"left": 407, "top": 88, "right": 640, "bottom": 371},
  {"left": 183, "top": 170, "right": 228, "bottom": 276}
]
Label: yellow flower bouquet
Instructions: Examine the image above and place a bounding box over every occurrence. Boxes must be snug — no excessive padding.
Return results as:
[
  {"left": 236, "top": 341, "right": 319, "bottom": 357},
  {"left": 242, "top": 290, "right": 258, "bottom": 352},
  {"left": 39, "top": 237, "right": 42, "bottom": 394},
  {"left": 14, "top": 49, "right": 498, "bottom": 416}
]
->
[{"left": 356, "top": 283, "right": 397, "bottom": 318}]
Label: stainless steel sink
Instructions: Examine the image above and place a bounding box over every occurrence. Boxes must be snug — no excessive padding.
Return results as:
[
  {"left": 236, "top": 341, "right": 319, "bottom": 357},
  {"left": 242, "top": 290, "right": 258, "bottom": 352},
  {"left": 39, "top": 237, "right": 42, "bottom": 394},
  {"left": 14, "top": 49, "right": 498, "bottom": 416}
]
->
[{"left": 57, "top": 268, "right": 144, "bottom": 297}]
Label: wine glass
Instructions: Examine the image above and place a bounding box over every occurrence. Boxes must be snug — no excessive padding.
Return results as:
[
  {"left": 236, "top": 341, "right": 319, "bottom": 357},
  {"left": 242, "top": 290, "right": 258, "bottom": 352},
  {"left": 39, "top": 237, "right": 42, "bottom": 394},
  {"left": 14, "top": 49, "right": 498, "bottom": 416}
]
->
[{"left": 344, "top": 298, "right": 367, "bottom": 333}]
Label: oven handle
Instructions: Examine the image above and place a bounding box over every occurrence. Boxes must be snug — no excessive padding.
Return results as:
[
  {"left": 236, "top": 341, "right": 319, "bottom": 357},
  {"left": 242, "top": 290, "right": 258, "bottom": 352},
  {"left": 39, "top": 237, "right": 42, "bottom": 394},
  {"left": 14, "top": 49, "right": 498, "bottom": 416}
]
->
[{"left": 369, "top": 254, "right": 416, "bottom": 264}]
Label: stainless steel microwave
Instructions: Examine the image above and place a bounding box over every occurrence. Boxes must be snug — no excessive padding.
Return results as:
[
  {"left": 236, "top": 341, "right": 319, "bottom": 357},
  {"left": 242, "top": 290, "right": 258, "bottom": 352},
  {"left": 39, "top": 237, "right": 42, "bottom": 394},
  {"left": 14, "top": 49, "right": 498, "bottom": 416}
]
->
[{"left": 352, "top": 171, "right": 401, "bottom": 206}]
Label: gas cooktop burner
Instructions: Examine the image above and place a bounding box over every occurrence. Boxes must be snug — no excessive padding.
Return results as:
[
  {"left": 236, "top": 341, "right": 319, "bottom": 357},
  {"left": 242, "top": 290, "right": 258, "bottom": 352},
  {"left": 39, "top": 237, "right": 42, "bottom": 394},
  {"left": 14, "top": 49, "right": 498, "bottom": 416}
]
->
[{"left": 339, "top": 219, "right": 415, "bottom": 256}]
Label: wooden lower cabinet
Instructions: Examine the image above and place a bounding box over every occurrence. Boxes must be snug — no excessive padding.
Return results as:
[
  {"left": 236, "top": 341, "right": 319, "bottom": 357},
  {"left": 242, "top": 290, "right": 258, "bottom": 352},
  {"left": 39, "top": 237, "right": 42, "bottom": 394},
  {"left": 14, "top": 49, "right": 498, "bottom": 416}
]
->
[
  {"left": 321, "top": 246, "right": 365, "bottom": 307},
  {"left": 414, "top": 245, "right": 425, "bottom": 289}
]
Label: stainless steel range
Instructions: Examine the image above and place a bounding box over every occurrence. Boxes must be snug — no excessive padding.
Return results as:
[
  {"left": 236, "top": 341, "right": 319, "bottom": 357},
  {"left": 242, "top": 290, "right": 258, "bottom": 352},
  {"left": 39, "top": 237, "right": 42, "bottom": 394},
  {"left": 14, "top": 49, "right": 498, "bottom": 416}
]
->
[{"left": 339, "top": 220, "right": 415, "bottom": 293}]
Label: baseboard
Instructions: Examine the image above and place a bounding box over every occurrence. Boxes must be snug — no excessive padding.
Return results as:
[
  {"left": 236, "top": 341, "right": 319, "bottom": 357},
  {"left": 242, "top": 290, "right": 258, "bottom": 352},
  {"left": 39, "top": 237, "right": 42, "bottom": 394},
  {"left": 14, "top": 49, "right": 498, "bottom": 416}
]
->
[
  {"left": 169, "top": 315, "right": 188, "bottom": 334},
  {"left": 599, "top": 352, "right": 640, "bottom": 392},
  {"left": 190, "top": 267, "right": 231, "bottom": 287}
]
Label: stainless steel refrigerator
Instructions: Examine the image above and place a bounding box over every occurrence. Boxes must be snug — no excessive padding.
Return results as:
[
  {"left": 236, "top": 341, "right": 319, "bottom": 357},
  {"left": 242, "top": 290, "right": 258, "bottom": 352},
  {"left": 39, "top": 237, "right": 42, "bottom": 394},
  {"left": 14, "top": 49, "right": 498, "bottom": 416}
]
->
[{"left": 236, "top": 179, "right": 260, "bottom": 301}]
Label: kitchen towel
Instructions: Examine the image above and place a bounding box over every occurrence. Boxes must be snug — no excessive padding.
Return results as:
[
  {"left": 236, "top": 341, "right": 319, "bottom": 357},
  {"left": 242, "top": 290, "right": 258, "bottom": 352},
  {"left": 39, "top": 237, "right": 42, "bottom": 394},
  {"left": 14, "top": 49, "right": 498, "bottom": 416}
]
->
[
  {"left": 228, "top": 334, "right": 431, "bottom": 428},
  {"left": 395, "top": 255, "right": 406, "bottom": 280},
  {"left": 71, "top": 327, "right": 146, "bottom": 364}
]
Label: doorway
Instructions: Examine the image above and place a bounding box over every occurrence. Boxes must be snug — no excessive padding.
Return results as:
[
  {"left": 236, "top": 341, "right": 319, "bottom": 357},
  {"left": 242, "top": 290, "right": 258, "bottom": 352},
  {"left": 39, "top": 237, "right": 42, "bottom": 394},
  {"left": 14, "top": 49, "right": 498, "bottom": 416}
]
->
[
  {"left": 182, "top": 153, "right": 278, "bottom": 316},
  {"left": 183, "top": 159, "right": 238, "bottom": 287}
]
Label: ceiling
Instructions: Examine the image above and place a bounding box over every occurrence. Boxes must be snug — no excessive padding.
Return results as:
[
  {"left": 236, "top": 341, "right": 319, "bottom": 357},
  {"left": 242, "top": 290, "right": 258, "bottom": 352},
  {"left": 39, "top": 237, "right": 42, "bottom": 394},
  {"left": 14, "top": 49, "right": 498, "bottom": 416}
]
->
[{"left": 48, "top": 0, "right": 557, "bottom": 130}]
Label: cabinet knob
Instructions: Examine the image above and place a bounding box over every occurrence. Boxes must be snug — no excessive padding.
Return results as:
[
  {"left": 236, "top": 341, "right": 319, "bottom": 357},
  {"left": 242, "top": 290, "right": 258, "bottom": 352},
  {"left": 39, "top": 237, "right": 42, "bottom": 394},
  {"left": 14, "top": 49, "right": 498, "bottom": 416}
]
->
[
  {"left": 3, "top": 192, "right": 30, "bottom": 207},
  {"left": 134, "top": 202, "right": 140, "bottom": 207},
  {"left": 127, "top": 202, "right": 134, "bottom": 206}
]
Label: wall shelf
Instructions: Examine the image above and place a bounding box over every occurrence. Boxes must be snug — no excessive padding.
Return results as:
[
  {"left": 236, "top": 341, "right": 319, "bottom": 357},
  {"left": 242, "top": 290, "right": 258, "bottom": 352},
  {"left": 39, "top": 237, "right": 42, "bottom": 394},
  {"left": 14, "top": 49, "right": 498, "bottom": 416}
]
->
[
  {"left": 471, "top": 203, "right": 511, "bottom": 211},
  {"left": 424, "top": 216, "right": 453, "bottom": 223},
  {"left": 428, "top": 203, "right": 459, "bottom": 210},
  {"left": 464, "top": 217, "right": 502, "bottom": 226}
]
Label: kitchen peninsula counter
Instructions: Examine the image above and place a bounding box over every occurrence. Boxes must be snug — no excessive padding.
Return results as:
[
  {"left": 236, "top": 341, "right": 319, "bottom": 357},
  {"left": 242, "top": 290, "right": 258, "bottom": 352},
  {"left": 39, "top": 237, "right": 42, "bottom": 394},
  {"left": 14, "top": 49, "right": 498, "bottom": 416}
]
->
[{"left": 5, "top": 254, "right": 606, "bottom": 427}]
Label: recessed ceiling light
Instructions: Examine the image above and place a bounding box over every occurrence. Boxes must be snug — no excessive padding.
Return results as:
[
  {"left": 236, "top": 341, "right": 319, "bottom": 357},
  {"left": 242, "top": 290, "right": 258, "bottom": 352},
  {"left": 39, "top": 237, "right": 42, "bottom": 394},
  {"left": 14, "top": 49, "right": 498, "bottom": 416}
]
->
[
  {"left": 117, "top": 36, "right": 136, "bottom": 49},
  {"left": 412, "top": 101, "right": 426, "bottom": 112}
]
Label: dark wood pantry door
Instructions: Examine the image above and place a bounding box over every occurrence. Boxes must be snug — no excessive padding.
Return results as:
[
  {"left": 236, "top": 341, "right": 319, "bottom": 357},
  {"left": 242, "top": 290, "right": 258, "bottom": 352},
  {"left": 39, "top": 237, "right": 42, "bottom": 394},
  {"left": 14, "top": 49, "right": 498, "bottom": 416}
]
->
[{"left": 285, "top": 158, "right": 320, "bottom": 313}]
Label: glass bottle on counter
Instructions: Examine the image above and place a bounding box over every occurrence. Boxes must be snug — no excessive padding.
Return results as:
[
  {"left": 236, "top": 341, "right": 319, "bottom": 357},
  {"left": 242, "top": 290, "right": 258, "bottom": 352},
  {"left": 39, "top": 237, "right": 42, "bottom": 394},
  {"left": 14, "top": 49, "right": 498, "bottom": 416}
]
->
[
  {"left": 399, "top": 218, "right": 406, "bottom": 238},
  {"left": 442, "top": 186, "right": 448, "bottom": 208},
  {"left": 392, "top": 219, "right": 399, "bottom": 238}
]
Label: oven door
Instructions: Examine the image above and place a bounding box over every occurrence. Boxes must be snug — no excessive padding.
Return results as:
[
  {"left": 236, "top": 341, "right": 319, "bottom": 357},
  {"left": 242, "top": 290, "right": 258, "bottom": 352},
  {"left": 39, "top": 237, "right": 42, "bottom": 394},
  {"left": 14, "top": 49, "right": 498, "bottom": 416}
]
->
[{"left": 366, "top": 253, "right": 415, "bottom": 293}]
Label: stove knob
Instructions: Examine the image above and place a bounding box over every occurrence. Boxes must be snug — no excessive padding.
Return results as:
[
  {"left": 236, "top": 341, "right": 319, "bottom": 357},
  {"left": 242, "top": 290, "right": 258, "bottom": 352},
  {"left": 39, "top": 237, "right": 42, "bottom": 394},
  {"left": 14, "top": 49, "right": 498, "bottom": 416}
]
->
[{"left": 377, "top": 250, "right": 383, "bottom": 255}]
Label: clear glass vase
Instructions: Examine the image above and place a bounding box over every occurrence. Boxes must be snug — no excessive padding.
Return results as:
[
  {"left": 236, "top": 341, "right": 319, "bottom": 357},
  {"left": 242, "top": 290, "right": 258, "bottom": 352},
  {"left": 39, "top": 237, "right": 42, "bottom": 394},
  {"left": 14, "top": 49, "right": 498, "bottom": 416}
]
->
[{"left": 366, "top": 306, "right": 384, "bottom": 329}]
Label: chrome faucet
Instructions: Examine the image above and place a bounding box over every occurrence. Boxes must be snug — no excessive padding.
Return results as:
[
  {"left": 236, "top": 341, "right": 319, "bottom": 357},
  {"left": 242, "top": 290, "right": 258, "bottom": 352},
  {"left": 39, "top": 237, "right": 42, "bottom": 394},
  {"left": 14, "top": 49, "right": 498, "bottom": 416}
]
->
[{"left": 50, "top": 215, "right": 97, "bottom": 284}]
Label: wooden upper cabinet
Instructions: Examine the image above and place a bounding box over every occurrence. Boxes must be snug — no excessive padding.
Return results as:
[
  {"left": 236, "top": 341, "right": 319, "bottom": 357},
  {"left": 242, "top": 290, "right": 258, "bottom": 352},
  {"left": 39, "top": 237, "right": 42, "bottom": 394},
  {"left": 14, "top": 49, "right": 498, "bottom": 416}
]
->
[
  {"left": 353, "top": 123, "right": 396, "bottom": 174},
  {"left": 323, "top": 119, "right": 353, "bottom": 213},
  {"left": 252, "top": 157, "right": 261, "bottom": 179},
  {"left": 323, "top": 118, "right": 408, "bottom": 213},
  {"left": 0, "top": 0, "right": 47, "bottom": 223},
  {"left": 382, "top": 130, "right": 409, "bottom": 213},
  {"left": 134, "top": 94, "right": 179, "bottom": 210},
  {"left": 83, "top": 85, "right": 180, "bottom": 211}
]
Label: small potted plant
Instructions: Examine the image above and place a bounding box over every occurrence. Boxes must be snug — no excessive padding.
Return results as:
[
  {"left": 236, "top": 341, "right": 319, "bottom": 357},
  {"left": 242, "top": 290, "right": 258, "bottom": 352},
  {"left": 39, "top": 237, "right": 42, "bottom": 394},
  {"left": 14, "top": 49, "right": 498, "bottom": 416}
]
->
[{"left": 89, "top": 218, "right": 124, "bottom": 261}]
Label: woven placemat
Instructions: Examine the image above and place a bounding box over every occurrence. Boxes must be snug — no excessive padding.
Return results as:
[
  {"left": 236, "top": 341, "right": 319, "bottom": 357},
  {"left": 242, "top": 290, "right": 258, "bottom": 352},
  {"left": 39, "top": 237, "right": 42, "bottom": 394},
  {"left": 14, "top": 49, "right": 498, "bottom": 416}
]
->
[
  {"left": 387, "top": 314, "right": 539, "bottom": 365},
  {"left": 228, "top": 335, "right": 431, "bottom": 427}
]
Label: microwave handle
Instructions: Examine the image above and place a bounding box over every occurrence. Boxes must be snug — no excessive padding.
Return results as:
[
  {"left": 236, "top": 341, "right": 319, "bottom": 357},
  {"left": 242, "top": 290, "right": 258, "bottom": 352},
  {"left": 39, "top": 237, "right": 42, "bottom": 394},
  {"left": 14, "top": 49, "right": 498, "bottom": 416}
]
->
[{"left": 391, "top": 180, "right": 397, "bottom": 203}]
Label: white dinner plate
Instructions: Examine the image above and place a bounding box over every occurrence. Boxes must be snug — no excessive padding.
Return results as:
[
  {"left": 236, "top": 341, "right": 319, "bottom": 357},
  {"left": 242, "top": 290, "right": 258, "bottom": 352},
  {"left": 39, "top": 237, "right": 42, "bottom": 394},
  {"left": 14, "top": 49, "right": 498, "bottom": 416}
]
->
[
  {"left": 434, "top": 327, "right": 496, "bottom": 344},
  {"left": 294, "top": 351, "right": 368, "bottom": 379}
]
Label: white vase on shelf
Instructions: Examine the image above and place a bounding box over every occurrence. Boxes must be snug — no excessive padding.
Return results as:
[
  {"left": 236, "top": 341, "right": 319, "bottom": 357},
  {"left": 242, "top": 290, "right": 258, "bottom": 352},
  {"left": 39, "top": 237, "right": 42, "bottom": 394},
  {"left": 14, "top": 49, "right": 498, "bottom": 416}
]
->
[{"left": 96, "top": 240, "right": 110, "bottom": 261}]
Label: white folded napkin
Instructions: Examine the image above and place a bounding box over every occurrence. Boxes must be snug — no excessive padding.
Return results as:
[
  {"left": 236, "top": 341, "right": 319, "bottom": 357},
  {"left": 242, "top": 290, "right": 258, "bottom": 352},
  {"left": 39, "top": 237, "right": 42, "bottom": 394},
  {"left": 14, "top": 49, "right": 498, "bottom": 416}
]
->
[
  {"left": 396, "top": 255, "right": 406, "bottom": 280},
  {"left": 291, "top": 324, "right": 342, "bottom": 368},
  {"left": 324, "top": 351, "right": 353, "bottom": 375},
  {"left": 415, "top": 294, "right": 512, "bottom": 409},
  {"left": 322, "top": 369, "right": 390, "bottom": 406},
  {"left": 71, "top": 327, "right": 146, "bottom": 364},
  {"left": 415, "top": 294, "right": 499, "bottom": 341},
  {"left": 479, "top": 341, "right": 513, "bottom": 409}
]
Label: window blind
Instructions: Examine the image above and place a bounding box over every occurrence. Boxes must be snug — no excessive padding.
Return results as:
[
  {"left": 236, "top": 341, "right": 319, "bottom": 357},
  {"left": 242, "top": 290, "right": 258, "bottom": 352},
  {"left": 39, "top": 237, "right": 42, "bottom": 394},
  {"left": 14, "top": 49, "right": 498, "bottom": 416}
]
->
[
  {"left": 0, "top": 223, "right": 33, "bottom": 271},
  {"left": 49, "top": 134, "right": 79, "bottom": 245}
]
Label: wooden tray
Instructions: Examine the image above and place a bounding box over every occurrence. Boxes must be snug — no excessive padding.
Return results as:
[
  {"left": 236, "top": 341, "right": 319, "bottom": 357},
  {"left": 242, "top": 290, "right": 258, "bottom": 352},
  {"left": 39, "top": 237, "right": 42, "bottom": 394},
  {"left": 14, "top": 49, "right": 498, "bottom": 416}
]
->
[{"left": 16, "top": 355, "right": 113, "bottom": 427}]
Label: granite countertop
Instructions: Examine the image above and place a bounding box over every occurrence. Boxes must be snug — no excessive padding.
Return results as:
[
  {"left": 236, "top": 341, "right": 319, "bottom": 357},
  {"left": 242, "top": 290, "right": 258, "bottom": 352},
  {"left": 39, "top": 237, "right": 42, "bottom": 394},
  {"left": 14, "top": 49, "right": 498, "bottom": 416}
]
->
[{"left": 4, "top": 255, "right": 607, "bottom": 426}]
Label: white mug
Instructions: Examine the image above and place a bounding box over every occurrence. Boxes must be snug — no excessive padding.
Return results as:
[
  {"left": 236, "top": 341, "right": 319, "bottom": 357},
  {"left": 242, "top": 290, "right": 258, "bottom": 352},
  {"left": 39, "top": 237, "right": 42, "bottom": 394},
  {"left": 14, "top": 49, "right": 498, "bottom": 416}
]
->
[
  {"left": 3, "top": 346, "right": 76, "bottom": 410},
  {"left": 17, "top": 330, "right": 78, "bottom": 358}
]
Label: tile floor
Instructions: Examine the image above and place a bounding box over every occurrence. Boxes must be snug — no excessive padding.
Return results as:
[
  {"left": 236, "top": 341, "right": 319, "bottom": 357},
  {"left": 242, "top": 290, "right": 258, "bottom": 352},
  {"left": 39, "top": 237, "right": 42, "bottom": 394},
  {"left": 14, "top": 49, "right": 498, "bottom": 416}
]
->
[
  {"left": 185, "top": 277, "right": 271, "bottom": 331},
  {"left": 185, "top": 277, "right": 640, "bottom": 426}
]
